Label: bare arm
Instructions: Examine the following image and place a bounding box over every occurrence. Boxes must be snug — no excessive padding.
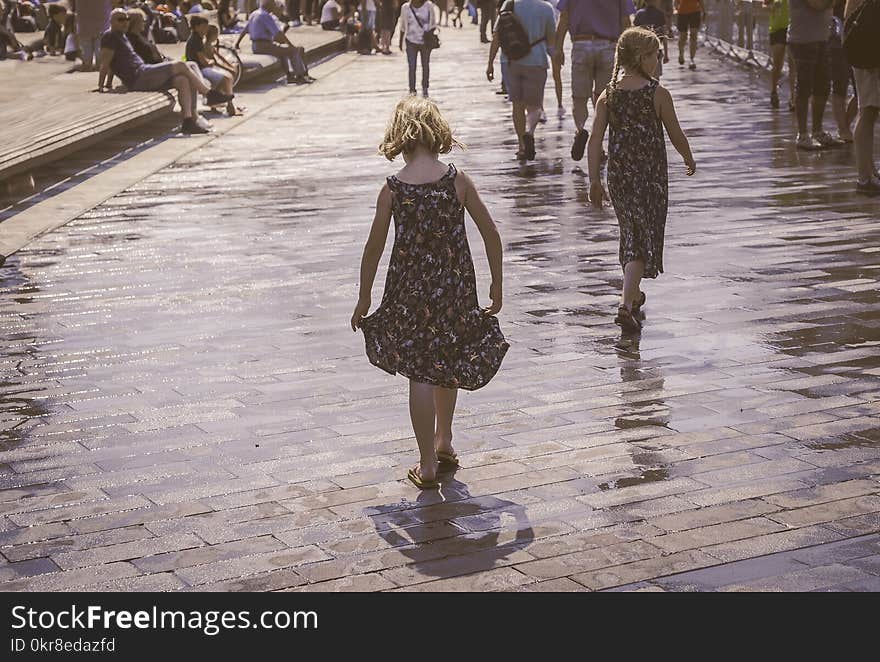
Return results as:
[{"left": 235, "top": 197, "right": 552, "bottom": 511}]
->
[
  {"left": 460, "top": 171, "right": 503, "bottom": 314},
  {"left": 351, "top": 184, "right": 393, "bottom": 331},
  {"left": 97, "top": 47, "right": 114, "bottom": 90},
  {"left": 486, "top": 29, "right": 501, "bottom": 79},
  {"left": 658, "top": 86, "right": 696, "bottom": 174},
  {"left": 587, "top": 91, "right": 609, "bottom": 208},
  {"left": 554, "top": 10, "right": 568, "bottom": 65}
]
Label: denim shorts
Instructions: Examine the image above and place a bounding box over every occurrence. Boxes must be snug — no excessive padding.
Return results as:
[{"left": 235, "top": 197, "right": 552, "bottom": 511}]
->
[
  {"left": 570, "top": 40, "right": 615, "bottom": 100},
  {"left": 129, "top": 61, "right": 176, "bottom": 91}
]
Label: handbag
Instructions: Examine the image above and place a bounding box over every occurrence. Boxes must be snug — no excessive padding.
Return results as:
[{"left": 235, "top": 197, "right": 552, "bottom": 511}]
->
[{"left": 410, "top": 3, "right": 440, "bottom": 49}]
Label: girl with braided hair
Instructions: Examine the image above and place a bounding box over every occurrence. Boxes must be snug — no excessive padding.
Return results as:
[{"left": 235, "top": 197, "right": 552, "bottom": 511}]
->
[{"left": 586, "top": 27, "right": 696, "bottom": 333}]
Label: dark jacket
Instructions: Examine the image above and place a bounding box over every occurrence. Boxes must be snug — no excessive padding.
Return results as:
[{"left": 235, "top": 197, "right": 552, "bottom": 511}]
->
[{"left": 127, "top": 30, "right": 165, "bottom": 64}]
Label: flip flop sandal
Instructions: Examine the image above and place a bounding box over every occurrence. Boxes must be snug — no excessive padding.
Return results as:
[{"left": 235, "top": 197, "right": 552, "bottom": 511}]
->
[
  {"left": 632, "top": 291, "right": 646, "bottom": 318},
  {"left": 407, "top": 468, "right": 439, "bottom": 490},
  {"left": 437, "top": 450, "right": 460, "bottom": 470}
]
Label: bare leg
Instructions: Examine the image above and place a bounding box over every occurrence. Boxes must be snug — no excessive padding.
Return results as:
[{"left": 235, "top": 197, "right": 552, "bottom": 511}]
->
[
  {"left": 689, "top": 29, "right": 697, "bottom": 63},
  {"left": 770, "top": 43, "right": 784, "bottom": 100},
  {"left": 409, "top": 380, "right": 437, "bottom": 481},
  {"left": 678, "top": 30, "right": 686, "bottom": 62},
  {"left": 172, "top": 61, "right": 210, "bottom": 95},
  {"left": 811, "top": 93, "right": 828, "bottom": 135},
  {"left": 831, "top": 94, "right": 852, "bottom": 140},
  {"left": 621, "top": 260, "right": 645, "bottom": 309},
  {"left": 553, "top": 59, "right": 563, "bottom": 110},
  {"left": 526, "top": 106, "right": 542, "bottom": 134},
  {"left": 573, "top": 96, "right": 588, "bottom": 132},
  {"left": 433, "top": 386, "right": 458, "bottom": 455},
  {"left": 172, "top": 75, "right": 194, "bottom": 119},
  {"left": 512, "top": 100, "right": 526, "bottom": 149},
  {"left": 854, "top": 106, "right": 878, "bottom": 183}
]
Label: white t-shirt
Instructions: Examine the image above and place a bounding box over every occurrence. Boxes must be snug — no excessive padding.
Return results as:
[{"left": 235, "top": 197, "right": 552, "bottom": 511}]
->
[
  {"left": 399, "top": 1, "right": 437, "bottom": 44},
  {"left": 322, "top": 0, "right": 341, "bottom": 22}
]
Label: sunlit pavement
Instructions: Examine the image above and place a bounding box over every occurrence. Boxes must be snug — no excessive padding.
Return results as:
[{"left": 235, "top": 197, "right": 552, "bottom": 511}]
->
[{"left": 0, "top": 27, "right": 878, "bottom": 592}]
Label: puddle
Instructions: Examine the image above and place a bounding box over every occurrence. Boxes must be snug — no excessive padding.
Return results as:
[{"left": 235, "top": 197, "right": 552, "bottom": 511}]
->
[{"left": 598, "top": 468, "right": 669, "bottom": 491}]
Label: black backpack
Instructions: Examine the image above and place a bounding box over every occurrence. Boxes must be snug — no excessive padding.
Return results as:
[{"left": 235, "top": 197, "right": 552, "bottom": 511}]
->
[
  {"left": 843, "top": 0, "right": 880, "bottom": 69},
  {"left": 497, "top": 1, "right": 544, "bottom": 61}
]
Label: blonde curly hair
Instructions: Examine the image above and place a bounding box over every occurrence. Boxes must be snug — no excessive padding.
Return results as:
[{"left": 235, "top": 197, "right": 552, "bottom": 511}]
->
[{"left": 379, "top": 97, "right": 463, "bottom": 161}]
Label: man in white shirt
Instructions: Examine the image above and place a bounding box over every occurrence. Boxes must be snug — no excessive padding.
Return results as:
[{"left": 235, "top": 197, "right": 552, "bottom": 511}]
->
[{"left": 321, "top": 0, "right": 342, "bottom": 28}]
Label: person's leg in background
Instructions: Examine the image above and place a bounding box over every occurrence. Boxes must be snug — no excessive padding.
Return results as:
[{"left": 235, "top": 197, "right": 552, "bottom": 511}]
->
[
  {"left": 810, "top": 41, "right": 831, "bottom": 141},
  {"left": 420, "top": 42, "right": 430, "bottom": 95},
  {"left": 406, "top": 39, "right": 418, "bottom": 93}
]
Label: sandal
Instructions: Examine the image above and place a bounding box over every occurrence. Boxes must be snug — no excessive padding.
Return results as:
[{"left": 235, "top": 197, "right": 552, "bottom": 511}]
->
[
  {"left": 407, "top": 467, "right": 439, "bottom": 490},
  {"left": 437, "top": 450, "right": 460, "bottom": 470},
  {"left": 614, "top": 305, "right": 642, "bottom": 333},
  {"left": 631, "top": 291, "right": 646, "bottom": 318}
]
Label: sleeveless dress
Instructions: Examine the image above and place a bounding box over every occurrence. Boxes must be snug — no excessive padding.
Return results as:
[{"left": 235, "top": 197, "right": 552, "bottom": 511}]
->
[
  {"left": 359, "top": 163, "right": 509, "bottom": 391},
  {"left": 606, "top": 78, "right": 668, "bottom": 280}
]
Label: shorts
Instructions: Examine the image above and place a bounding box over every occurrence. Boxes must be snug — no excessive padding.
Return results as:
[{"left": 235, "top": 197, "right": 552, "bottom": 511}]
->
[
  {"left": 676, "top": 11, "right": 701, "bottom": 32},
  {"left": 507, "top": 62, "right": 547, "bottom": 107},
  {"left": 201, "top": 66, "right": 230, "bottom": 89},
  {"left": 789, "top": 41, "right": 831, "bottom": 101},
  {"left": 769, "top": 28, "right": 787, "bottom": 47},
  {"left": 129, "top": 61, "right": 176, "bottom": 91},
  {"left": 853, "top": 67, "right": 880, "bottom": 109},
  {"left": 570, "top": 40, "right": 615, "bottom": 100}
]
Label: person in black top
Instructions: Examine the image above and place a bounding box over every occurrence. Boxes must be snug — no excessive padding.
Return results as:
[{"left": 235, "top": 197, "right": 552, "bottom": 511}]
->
[
  {"left": 127, "top": 8, "right": 165, "bottom": 64},
  {"left": 43, "top": 3, "right": 67, "bottom": 55},
  {"left": 633, "top": 0, "right": 667, "bottom": 76}
]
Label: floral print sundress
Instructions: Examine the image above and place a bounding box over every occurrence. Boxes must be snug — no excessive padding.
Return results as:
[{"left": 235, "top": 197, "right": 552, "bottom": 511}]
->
[
  {"left": 606, "top": 78, "right": 668, "bottom": 279},
  {"left": 359, "top": 163, "right": 509, "bottom": 391}
]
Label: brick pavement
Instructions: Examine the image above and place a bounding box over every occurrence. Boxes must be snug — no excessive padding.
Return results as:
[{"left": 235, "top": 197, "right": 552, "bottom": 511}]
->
[{"left": 0, "top": 27, "right": 878, "bottom": 592}]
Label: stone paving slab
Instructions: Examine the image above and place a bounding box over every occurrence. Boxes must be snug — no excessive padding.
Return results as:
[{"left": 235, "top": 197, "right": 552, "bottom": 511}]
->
[{"left": 0, "top": 26, "right": 879, "bottom": 591}]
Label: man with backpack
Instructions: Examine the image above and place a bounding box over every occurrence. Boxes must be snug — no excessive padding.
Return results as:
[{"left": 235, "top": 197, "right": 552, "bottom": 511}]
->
[
  {"left": 844, "top": 0, "right": 880, "bottom": 194},
  {"left": 486, "top": 0, "right": 557, "bottom": 161},
  {"left": 553, "top": 0, "right": 633, "bottom": 161}
]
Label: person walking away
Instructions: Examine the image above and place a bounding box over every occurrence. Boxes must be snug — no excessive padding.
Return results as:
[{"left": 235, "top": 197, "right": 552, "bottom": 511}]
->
[
  {"left": 586, "top": 27, "right": 695, "bottom": 333},
  {"left": 478, "top": 0, "right": 495, "bottom": 42},
  {"left": 828, "top": 0, "right": 856, "bottom": 141},
  {"left": 634, "top": 0, "right": 667, "bottom": 77},
  {"left": 674, "top": 0, "right": 702, "bottom": 69},
  {"left": 766, "top": 0, "right": 796, "bottom": 110},
  {"left": 376, "top": 0, "right": 396, "bottom": 52},
  {"left": 74, "top": 0, "right": 111, "bottom": 71},
  {"left": 789, "top": 0, "right": 835, "bottom": 149},
  {"left": 544, "top": 0, "right": 565, "bottom": 118},
  {"left": 554, "top": 0, "right": 633, "bottom": 162},
  {"left": 845, "top": 0, "right": 880, "bottom": 194},
  {"left": 351, "top": 97, "right": 508, "bottom": 489},
  {"left": 487, "top": 0, "right": 557, "bottom": 160},
  {"left": 234, "top": 0, "right": 315, "bottom": 84},
  {"left": 398, "top": 0, "right": 438, "bottom": 96}
]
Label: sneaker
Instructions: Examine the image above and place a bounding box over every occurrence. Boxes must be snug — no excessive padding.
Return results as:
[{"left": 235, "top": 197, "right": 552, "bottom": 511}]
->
[
  {"left": 195, "top": 115, "right": 213, "bottom": 130},
  {"left": 836, "top": 132, "right": 854, "bottom": 143},
  {"left": 813, "top": 131, "right": 844, "bottom": 148},
  {"left": 538, "top": 109, "right": 547, "bottom": 123},
  {"left": 205, "top": 89, "right": 233, "bottom": 105},
  {"left": 557, "top": 105, "right": 566, "bottom": 119},
  {"left": 287, "top": 74, "right": 307, "bottom": 84},
  {"left": 770, "top": 91, "right": 779, "bottom": 109},
  {"left": 856, "top": 177, "right": 880, "bottom": 196},
  {"left": 796, "top": 133, "right": 822, "bottom": 151},
  {"left": 678, "top": 54, "right": 684, "bottom": 65},
  {"left": 181, "top": 118, "right": 209, "bottom": 135},
  {"left": 523, "top": 132, "right": 536, "bottom": 160},
  {"left": 571, "top": 128, "right": 589, "bottom": 161},
  {"left": 291, "top": 19, "right": 302, "bottom": 26},
  {"left": 688, "top": 61, "right": 696, "bottom": 70}
]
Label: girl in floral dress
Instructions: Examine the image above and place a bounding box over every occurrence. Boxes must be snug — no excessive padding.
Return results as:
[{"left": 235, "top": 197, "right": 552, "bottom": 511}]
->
[
  {"left": 351, "top": 97, "right": 508, "bottom": 489},
  {"left": 586, "top": 27, "right": 696, "bottom": 333}
]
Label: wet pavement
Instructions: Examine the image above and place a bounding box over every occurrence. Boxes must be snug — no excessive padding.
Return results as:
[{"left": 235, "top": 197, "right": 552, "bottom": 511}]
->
[{"left": 0, "top": 27, "right": 878, "bottom": 592}]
